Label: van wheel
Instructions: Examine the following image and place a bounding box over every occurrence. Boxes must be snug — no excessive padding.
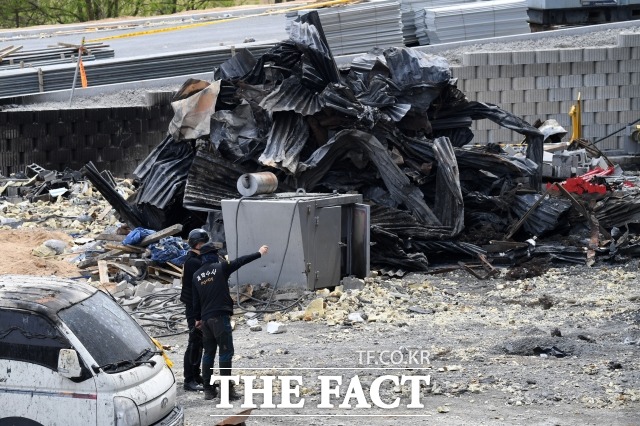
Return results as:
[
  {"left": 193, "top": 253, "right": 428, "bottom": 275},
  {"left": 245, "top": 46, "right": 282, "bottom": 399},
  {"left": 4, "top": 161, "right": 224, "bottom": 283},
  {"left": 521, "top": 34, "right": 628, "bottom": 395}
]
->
[{"left": 0, "top": 418, "right": 44, "bottom": 426}]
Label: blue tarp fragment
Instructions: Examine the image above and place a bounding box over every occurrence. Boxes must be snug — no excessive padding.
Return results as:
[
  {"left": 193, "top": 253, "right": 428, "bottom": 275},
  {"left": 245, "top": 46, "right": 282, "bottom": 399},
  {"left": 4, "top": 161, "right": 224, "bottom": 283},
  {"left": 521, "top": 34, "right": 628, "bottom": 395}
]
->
[
  {"left": 149, "top": 236, "right": 190, "bottom": 265},
  {"left": 123, "top": 227, "right": 155, "bottom": 245}
]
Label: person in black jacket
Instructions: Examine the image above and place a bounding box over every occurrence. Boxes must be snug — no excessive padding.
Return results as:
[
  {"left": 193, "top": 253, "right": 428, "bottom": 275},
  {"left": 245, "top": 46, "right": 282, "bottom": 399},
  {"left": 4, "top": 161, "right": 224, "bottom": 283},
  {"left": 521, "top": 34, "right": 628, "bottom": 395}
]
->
[
  {"left": 193, "top": 242, "right": 269, "bottom": 401},
  {"left": 179, "top": 228, "right": 210, "bottom": 392}
]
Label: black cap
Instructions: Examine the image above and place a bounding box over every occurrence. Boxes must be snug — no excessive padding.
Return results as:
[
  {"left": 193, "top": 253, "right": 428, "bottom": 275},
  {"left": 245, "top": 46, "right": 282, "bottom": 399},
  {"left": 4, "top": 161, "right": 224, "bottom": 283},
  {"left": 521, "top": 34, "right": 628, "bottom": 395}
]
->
[
  {"left": 200, "top": 241, "right": 223, "bottom": 254},
  {"left": 187, "top": 228, "right": 209, "bottom": 248}
]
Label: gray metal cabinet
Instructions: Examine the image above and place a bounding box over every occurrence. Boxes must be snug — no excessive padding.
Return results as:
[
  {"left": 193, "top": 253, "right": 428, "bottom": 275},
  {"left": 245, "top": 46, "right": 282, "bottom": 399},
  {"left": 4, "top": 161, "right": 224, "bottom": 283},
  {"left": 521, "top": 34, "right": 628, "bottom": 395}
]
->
[{"left": 221, "top": 193, "right": 369, "bottom": 290}]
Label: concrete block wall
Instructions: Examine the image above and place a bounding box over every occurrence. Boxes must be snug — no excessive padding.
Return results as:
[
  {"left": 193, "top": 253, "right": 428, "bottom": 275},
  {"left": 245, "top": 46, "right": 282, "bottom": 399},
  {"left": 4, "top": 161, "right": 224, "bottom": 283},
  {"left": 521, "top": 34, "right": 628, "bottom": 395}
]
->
[
  {"left": 0, "top": 105, "right": 172, "bottom": 177},
  {"left": 451, "top": 32, "right": 640, "bottom": 151}
]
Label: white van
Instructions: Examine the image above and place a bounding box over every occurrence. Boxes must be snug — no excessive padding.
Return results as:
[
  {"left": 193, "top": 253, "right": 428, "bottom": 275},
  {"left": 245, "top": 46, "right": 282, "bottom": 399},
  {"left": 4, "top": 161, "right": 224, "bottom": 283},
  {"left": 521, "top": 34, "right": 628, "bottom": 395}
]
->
[{"left": 0, "top": 275, "right": 184, "bottom": 426}]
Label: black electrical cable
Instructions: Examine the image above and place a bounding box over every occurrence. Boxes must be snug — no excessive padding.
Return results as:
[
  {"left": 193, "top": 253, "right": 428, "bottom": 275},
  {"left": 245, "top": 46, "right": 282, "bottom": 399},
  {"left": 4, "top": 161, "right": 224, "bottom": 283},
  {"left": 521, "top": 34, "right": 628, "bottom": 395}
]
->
[
  {"left": 153, "top": 329, "right": 189, "bottom": 338},
  {"left": 233, "top": 195, "right": 300, "bottom": 314},
  {"left": 592, "top": 117, "right": 640, "bottom": 146},
  {"left": 232, "top": 192, "right": 338, "bottom": 314}
]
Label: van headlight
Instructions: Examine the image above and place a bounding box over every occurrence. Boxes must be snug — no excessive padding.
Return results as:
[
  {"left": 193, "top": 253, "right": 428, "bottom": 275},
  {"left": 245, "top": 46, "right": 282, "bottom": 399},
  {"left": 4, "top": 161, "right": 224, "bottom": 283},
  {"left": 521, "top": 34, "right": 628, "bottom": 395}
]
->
[{"left": 114, "top": 396, "right": 141, "bottom": 426}]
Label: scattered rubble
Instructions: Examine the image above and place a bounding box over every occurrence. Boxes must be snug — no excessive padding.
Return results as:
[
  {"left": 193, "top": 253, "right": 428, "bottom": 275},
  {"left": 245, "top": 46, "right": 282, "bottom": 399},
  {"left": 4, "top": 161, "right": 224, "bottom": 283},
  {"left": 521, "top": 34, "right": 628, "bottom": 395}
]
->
[
  {"left": 3, "top": 14, "right": 637, "bottom": 291},
  {"left": 266, "top": 321, "right": 287, "bottom": 334},
  {"left": 0, "top": 13, "right": 638, "bottom": 348},
  {"left": 70, "top": 12, "right": 639, "bottom": 281},
  {"left": 0, "top": 11, "right": 638, "bottom": 425}
]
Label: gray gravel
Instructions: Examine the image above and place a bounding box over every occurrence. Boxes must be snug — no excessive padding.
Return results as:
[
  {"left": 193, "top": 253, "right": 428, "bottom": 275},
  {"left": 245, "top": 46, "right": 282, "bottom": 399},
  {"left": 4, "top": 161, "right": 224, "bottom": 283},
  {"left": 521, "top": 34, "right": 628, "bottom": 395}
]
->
[
  {"left": 159, "top": 262, "right": 640, "bottom": 425},
  {"left": 439, "top": 25, "right": 640, "bottom": 65}
]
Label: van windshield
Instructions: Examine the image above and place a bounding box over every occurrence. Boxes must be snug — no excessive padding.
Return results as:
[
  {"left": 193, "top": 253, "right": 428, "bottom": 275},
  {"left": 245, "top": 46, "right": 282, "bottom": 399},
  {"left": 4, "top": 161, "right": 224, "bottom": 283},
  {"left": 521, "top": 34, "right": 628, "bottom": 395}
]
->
[{"left": 58, "top": 290, "right": 155, "bottom": 372}]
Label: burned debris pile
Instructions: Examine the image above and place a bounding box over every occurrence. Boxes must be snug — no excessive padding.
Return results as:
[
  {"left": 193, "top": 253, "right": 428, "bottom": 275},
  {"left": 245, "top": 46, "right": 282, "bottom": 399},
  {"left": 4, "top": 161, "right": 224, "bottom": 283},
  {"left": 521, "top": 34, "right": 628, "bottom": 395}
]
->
[
  {"left": 80, "top": 12, "right": 638, "bottom": 275},
  {"left": 1, "top": 164, "right": 87, "bottom": 204}
]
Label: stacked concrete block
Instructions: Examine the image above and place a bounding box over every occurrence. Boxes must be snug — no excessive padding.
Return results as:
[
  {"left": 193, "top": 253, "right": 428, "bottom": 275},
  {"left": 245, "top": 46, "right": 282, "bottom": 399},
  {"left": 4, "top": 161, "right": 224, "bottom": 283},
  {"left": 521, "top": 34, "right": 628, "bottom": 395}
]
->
[
  {"left": 551, "top": 149, "right": 588, "bottom": 178},
  {"left": 548, "top": 62, "right": 571, "bottom": 76},
  {"left": 451, "top": 34, "right": 638, "bottom": 149},
  {"left": 0, "top": 105, "right": 172, "bottom": 177}
]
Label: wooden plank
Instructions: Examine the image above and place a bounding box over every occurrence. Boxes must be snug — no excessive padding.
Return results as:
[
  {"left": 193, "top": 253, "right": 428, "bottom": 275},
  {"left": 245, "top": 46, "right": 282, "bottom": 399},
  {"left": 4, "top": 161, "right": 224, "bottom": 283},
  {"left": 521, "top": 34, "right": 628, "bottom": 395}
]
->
[
  {"left": 98, "top": 248, "right": 125, "bottom": 259},
  {"left": 148, "top": 265, "right": 182, "bottom": 278},
  {"left": 139, "top": 224, "right": 183, "bottom": 247},
  {"left": 0, "top": 45, "right": 22, "bottom": 60},
  {"left": 78, "top": 248, "right": 127, "bottom": 269},
  {"left": 145, "top": 268, "right": 174, "bottom": 283},
  {"left": 106, "top": 262, "right": 139, "bottom": 277},
  {"left": 104, "top": 243, "right": 145, "bottom": 253},
  {"left": 458, "top": 262, "right": 487, "bottom": 280},
  {"left": 165, "top": 262, "right": 183, "bottom": 274},
  {"left": 56, "top": 42, "right": 83, "bottom": 49},
  {"left": 477, "top": 253, "right": 499, "bottom": 277},
  {"left": 95, "top": 233, "right": 125, "bottom": 242},
  {"left": 97, "top": 206, "right": 114, "bottom": 221},
  {"left": 98, "top": 260, "right": 110, "bottom": 284}
]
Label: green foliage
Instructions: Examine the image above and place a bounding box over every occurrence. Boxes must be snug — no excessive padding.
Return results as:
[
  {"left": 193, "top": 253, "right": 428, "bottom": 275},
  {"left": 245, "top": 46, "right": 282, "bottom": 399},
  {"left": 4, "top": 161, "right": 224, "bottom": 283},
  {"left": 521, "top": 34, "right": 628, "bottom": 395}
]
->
[{"left": 0, "top": 0, "right": 251, "bottom": 29}]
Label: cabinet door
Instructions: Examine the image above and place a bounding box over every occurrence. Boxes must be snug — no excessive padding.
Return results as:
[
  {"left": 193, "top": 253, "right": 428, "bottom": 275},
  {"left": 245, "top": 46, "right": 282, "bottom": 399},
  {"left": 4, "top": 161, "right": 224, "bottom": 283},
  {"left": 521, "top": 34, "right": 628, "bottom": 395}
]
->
[
  {"left": 311, "top": 206, "right": 342, "bottom": 289},
  {"left": 351, "top": 203, "right": 370, "bottom": 278}
]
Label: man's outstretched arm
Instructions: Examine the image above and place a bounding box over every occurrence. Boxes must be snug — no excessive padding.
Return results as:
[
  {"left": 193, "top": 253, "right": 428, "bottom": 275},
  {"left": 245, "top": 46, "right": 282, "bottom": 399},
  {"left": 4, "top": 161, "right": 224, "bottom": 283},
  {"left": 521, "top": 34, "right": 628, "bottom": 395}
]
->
[{"left": 223, "top": 245, "right": 269, "bottom": 279}]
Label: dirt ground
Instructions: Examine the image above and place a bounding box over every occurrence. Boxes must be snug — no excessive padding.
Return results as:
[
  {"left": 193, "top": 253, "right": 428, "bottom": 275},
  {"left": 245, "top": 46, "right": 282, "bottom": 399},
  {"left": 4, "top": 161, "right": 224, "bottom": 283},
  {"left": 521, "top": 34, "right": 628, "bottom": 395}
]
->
[
  {"left": 0, "top": 229, "right": 79, "bottom": 277},
  {"left": 158, "top": 262, "right": 640, "bottom": 426}
]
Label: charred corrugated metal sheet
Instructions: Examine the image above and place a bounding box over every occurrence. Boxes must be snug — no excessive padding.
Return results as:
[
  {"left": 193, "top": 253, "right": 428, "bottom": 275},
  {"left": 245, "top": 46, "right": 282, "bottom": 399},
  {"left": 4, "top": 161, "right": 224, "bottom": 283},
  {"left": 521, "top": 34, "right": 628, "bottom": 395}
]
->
[
  {"left": 82, "top": 161, "right": 145, "bottom": 228},
  {"left": 298, "top": 129, "right": 441, "bottom": 225},
  {"left": 215, "top": 49, "right": 257, "bottom": 81},
  {"left": 210, "top": 102, "right": 265, "bottom": 163},
  {"left": 413, "top": 241, "right": 485, "bottom": 258},
  {"left": 370, "top": 205, "right": 451, "bottom": 240},
  {"left": 111, "top": 10, "right": 566, "bottom": 273},
  {"left": 289, "top": 13, "right": 341, "bottom": 92},
  {"left": 594, "top": 195, "right": 640, "bottom": 229},
  {"left": 433, "top": 136, "right": 464, "bottom": 236},
  {"left": 259, "top": 76, "right": 323, "bottom": 116},
  {"left": 260, "top": 111, "right": 309, "bottom": 174},
  {"left": 370, "top": 225, "right": 430, "bottom": 270},
  {"left": 391, "top": 132, "right": 536, "bottom": 178},
  {"left": 511, "top": 194, "right": 572, "bottom": 237},
  {"left": 133, "top": 137, "right": 195, "bottom": 209},
  {"left": 434, "top": 100, "right": 544, "bottom": 187},
  {"left": 183, "top": 147, "right": 250, "bottom": 211}
]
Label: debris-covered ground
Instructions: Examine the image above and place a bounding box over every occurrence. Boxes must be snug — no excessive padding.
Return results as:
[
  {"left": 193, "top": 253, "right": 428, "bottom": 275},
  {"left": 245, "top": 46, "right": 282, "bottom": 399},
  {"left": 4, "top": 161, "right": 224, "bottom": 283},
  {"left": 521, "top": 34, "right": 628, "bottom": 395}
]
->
[
  {"left": 169, "top": 263, "right": 640, "bottom": 425},
  {"left": 1, "top": 190, "right": 639, "bottom": 424},
  {"left": 1, "top": 10, "right": 639, "bottom": 426}
]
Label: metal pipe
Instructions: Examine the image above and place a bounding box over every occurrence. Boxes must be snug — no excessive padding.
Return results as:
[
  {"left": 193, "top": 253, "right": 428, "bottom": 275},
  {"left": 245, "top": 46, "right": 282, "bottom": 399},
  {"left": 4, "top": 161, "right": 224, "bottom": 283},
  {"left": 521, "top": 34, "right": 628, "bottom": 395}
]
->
[{"left": 68, "top": 38, "right": 85, "bottom": 107}]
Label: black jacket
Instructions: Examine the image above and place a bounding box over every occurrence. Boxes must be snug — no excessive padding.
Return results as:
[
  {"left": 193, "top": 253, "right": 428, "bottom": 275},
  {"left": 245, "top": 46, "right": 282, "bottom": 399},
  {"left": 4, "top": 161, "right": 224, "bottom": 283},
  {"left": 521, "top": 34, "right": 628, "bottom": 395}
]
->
[
  {"left": 192, "top": 252, "right": 261, "bottom": 322},
  {"left": 180, "top": 251, "right": 202, "bottom": 306}
]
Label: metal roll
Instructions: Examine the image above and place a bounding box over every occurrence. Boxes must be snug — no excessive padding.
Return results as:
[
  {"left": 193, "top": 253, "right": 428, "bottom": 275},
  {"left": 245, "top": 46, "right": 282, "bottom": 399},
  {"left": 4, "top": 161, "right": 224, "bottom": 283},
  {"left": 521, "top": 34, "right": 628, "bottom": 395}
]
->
[{"left": 237, "top": 172, "right": 278, "bottom": 196}]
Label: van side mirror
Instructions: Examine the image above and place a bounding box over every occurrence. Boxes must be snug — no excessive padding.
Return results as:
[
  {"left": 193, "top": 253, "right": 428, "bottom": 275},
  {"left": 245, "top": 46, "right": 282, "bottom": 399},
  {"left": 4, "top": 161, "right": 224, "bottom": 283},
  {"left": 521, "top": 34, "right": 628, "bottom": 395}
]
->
[{"left": 58, "top": 348, "right": 82, "bottom": 379}]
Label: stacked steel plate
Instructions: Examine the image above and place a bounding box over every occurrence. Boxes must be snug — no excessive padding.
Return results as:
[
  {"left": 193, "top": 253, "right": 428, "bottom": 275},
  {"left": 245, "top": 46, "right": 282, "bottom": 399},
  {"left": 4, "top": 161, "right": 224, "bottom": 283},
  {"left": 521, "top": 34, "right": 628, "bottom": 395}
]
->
[
  {"left": 0, "top": 43, "right": 114, "bottom": 70},
  {"left": 416, "top": 0, "right": 529, "bottom": 45},
  {"left": 401, "top": 0, "right": 480, "bottom": 46},
  {"left": 0, "top": 41, "right": 275, "bottom": 98},
  {"left": 286, "top": 0, "right": 403, "bottom": 55}
]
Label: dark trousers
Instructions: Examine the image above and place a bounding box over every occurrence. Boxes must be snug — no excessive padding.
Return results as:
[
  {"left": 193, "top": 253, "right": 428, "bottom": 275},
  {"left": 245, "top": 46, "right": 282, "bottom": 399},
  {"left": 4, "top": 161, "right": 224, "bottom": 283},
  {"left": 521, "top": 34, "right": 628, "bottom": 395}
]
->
[
  {"left": 202, "top": 315, "right": 234, "bottom": 389},
  {"left": 184, "top": 305, "right": 203, "bottom": 383}
]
